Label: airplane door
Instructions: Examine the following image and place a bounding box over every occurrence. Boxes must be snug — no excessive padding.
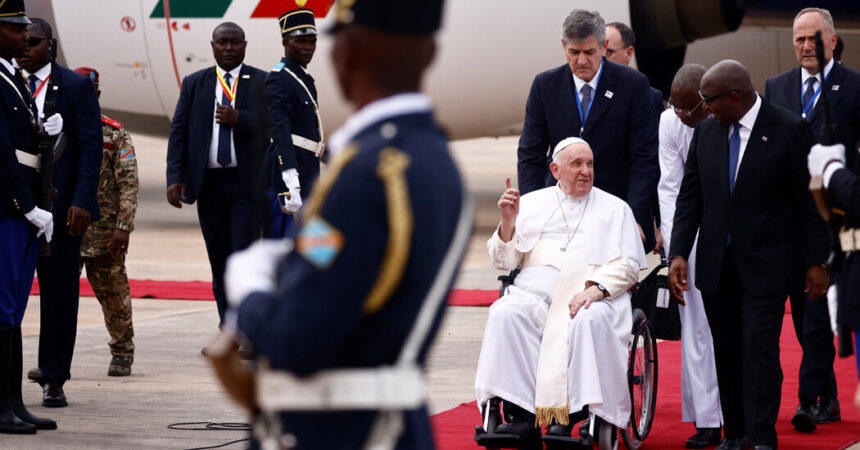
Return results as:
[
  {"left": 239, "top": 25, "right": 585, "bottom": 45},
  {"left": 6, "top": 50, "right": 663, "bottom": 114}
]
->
[{"left": 51, "top": 0, "right": 165, "bottom": 116}]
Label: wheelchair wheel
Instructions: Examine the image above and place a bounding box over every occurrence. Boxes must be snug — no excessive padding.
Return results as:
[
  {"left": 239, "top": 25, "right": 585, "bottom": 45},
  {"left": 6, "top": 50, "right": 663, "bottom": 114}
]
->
[
  {"left": 623, "top": 309, "right": 658, "bottom": 448},
  {"left": 596, "top": 417, "right": 618, "bottom": 450}
]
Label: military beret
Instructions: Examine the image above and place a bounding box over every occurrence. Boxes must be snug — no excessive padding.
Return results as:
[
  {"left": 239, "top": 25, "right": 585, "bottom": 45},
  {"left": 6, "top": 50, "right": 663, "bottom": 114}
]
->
[{"left": 330, "top": 0, "right": 445, "bottom": 35}]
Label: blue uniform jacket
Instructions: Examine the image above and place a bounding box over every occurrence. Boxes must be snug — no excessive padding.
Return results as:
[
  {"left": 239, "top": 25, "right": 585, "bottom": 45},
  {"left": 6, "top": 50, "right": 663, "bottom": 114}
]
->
[
  {"left": 264, "top": 56, "right": 321, "bottom": 193},
  {"left": 517, "top": 59, "right": 660, "bottom": 249},
  {"left": 0, "top": 63, "right": 39, "bottom": 218},
  {"left": 47, "top": 63, "right": 102, "bottom": 222},
  {"left": 166, "top": 64, "right": 270, "bottom": 204},
  {"left": 237, "top": 109, "right": 465, "bottom": 449}
]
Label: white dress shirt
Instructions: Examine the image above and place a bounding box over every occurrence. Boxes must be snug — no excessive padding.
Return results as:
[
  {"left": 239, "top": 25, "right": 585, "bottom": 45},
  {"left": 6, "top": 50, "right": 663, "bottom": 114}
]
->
[
  {"left": 728, "top": 93, "right": 762, "bottom": 181},
  {"left": 22, "top": 63, "right": 51, "bottom": 124},
  {"left": 800, "top": 57, "right": 834, "bottom": 111},
  {"left": 208, "top": 64, "right": 242, "bottom": 168}
]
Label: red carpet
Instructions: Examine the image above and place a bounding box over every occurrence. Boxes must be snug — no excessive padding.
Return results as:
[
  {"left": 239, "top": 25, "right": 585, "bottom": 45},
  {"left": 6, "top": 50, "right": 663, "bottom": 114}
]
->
[
  {"left": 431, "top": 312, "right": 860, "bottom": 450},
  {"left": 30, "top": 279, "right": 502, "bottom": 305}
]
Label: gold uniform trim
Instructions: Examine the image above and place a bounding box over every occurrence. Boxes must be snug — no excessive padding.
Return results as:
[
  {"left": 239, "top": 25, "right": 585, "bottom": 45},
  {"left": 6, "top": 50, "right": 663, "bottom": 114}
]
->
[
  {"left": 362, "top": 147, "right": 413, "bottom": 314},
  {"left": 302, "top": 144, "right": 358, "bottom": 220}
]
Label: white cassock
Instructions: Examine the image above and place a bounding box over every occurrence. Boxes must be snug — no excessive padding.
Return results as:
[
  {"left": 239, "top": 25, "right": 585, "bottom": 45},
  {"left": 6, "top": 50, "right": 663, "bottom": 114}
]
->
[
  {"left": 658, "top": 109, "right": 723, "bottom": 428},
  {"left": 475, "top": 186, "right": 647, "bottom": 428}
]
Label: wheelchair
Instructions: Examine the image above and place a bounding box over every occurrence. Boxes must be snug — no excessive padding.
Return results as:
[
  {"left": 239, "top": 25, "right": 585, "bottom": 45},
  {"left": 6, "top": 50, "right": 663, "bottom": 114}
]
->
[{"left": 474, "top": 266, "right": 659, "bottom": 450}]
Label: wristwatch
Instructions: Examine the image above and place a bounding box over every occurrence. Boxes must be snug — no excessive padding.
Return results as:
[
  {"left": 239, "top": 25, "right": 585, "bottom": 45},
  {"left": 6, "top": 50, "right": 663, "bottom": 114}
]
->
[{"left": 594, "top": 283, "right": 609, "bottom": 298}]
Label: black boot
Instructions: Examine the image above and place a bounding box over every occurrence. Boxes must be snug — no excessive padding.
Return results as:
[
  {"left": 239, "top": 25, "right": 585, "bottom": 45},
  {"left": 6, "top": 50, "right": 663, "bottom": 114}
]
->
[
  {"left": 495, "top": 402, "right": 540, "bottom": 441},
  {"left": 9, "top": 327, "right": 55, "bottom": 430},
  {"left": 0, "top": 327, "right": 35, "bottom": 434}
]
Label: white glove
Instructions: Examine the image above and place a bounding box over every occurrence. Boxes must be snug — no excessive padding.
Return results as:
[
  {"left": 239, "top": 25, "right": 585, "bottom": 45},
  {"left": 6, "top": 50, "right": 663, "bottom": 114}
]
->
[
  {"left": 280, "top": 168, "right": 302, "bottom": 213},
  {"left": 224, "top": 238, "right": 293, "bottom": 308},
  {"left": 827, "top": 284, "right": 838, "bottom": 335},
  {"left": 42, "top": 113, "right": 63, "bottom": 136},
  {"left": 808, "top": 143, "right": 845, "bottom": 188},
  {"left": 24, "top": 207, "right": 53, "bottom": 243}
]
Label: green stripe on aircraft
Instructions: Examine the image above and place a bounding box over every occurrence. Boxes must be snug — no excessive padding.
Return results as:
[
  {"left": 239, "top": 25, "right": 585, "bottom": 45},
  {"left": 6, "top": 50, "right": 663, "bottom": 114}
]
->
[{"left": 150, "top": 0, "right": 233, "bottom": 18}]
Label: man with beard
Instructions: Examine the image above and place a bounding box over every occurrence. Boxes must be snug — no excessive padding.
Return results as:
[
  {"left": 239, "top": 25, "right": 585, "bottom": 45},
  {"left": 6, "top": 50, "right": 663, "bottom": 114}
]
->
[
  {"left": 165, "top": 22, "right": 269, "bottom": 326},
  {"left": 18, "top": 17, "right": 102, "bottom": 409},
  {"left": 264, "top": 4, "right": 324, "bottom": 237}
]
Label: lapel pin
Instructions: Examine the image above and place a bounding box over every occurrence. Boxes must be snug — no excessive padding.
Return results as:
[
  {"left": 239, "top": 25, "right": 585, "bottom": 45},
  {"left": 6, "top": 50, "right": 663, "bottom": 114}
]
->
[
  {"left": 761, "top": 136, "right": 768, "bottom": 142},
  {"left": 242, "top": 74, "right": 250, "bottom": 79},
  {"left": 605, "top": 90, "right": 613, "bottom": 99},
  {"left": 832, "top": 85, "right": 840, "bottom": 91},
  {"left": 52, "top": 86, "right": 58, "bottom": 90}
]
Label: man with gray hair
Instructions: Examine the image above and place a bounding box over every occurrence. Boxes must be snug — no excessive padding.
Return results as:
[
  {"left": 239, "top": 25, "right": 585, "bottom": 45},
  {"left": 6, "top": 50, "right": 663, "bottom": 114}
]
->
[
  {"left": 764, "top": 6, "right": 860, "bottom": 431},
  {"left": 658, "top": 63, "right": 723, "bottom": 449},
  {"left": 476, "top": 138, "right": 646, "bottom": 442},
  {"left": 517, "top": 9, "right": 660, "bottom": 253}
]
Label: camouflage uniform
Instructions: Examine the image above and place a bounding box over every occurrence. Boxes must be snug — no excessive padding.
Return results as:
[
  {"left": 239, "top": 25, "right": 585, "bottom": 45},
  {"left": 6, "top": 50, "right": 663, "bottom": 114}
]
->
[{"left": 79, "top": 116, "right": 139, "bottom": 359}]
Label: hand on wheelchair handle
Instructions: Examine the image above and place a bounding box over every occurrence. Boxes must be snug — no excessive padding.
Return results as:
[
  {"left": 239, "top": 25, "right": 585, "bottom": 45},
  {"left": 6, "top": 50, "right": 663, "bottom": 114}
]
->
[{"left": 667, "top": 257, "right": 689, "bottom": 305}]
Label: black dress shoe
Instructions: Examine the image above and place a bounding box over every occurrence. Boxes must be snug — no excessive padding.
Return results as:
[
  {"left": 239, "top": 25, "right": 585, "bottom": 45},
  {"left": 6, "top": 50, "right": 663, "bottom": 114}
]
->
[
  {"left": 495, "top": 421, "right": 540, "bottom": 440},
  {"left": 813, "top": 397, "right": 841, "bottom": 424},
  {"left": 715, "top": 437, "right": 746, "bottom": 450},
  {"left": 685, "top": 427, "right": 722, "bottom": 449},
  {"left": 11, "top": 403, "right": 56, "bottom": 430},
  {"left": 26, "top": 368, "right": 40, "bottom": 382},
  {"left": 750, "top": 446, "right": 774, "bottom": 450},
  {"left": 42, "top": 383, "right": 67, "bottom": 408},
  {"left": 546, "top": 423, "right": 572, "bottom": 437},
  {"left": 791, "top": 402, "right": 816, "bottom": 432},
  {"left": 0, "top": 408, "right": 36, "bottom": 434}
]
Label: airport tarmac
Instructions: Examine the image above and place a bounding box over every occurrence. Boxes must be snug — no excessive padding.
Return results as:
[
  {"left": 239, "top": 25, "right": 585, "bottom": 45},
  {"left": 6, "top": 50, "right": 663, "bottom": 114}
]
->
[{"left": 7, "top": 131, "right": 859, "bottom": 449}]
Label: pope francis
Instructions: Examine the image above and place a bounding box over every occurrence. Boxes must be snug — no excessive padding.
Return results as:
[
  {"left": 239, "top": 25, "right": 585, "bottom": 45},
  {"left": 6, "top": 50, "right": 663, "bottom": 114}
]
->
[{"left": 475, "top": 137, "right": 647, "bottom": 440}]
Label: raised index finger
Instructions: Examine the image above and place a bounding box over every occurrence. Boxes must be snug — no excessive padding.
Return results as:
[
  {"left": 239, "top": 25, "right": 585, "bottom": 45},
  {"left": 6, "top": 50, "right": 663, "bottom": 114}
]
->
[{"left": 505, "top": 177, "right": 511, "bottom": 190}]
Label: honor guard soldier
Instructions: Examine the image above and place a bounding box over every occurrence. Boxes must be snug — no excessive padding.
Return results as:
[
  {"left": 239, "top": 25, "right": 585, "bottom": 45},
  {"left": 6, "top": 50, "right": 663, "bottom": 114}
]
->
[
  {"left": 75, "top": 67, "right": 139, "bottom": 378},
  {"left": 265, "top": 2, "right": 324, "bottom": 237},
  {"left": 0, "top": 0, "right": 57, "bottom": 434},
  {"left": 209, "top": 0, "right": 472, "bottom": 448}
]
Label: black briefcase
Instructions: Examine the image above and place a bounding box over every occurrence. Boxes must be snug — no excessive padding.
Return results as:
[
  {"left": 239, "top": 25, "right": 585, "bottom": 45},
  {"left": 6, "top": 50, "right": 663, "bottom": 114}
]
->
[{"left": 629, "top": 254, "right": 682, "bottom": 341}]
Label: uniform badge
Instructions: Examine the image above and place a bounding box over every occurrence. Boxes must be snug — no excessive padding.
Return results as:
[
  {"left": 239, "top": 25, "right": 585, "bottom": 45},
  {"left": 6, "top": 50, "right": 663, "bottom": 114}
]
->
[
  {"left": 272, "top": 61, "right": 286, "bottom": 72},
  {"left": 761, "top": 136, "right": 768, "bottom": 142},
  {"left": 297, "top": 215, "right": 345, "bottom": 269},
  {"left": 605, "top": 90, "right": 613, "bottom": 99},
  {"left": 832, "top": 85, "right": 840, "bottom": 91},
  {"left": 120, "top": 148, "right": 135, "bottom": 160}
]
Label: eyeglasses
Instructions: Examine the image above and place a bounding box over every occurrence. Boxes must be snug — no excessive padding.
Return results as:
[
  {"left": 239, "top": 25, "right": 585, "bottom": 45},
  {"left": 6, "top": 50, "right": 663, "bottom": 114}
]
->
[
  {"left": 27, "top": 36, "right": 50, "bottom": 47},
  {"left": 698, "top": 89, "right": 738, "bottom": 105},
  {"left": 667, "top": 98, "right": 705, "bottom": 118},
  {"left": 604, "top": 46, "right": 629, "bottom": 58}
]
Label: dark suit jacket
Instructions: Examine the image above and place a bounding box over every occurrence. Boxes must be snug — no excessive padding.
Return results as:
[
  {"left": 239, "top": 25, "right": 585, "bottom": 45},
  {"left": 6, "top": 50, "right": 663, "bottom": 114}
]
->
[
  {"left": 670, "top": 99, "right": 830, "bottom": 296},
  {"left": 166, "top": 64, "right": 269, "bottom": 203},
  {"left": 0, "top": 62, "right": 40, "bottom": 219},
  {"left": 764, "top": 61, "right": 860, "bottom": 170},
  {"left": 46, "top": 63, "right": 102, "bottom": 222},
  {"left": 517, "top": 59, "right": 660, "bottom": 247}
]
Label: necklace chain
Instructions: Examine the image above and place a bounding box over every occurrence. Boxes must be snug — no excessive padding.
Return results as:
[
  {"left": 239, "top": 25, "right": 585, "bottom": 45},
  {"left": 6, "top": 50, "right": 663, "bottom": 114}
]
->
[{"left": 557, "top": 191, "right": 589, "bottom": 252}]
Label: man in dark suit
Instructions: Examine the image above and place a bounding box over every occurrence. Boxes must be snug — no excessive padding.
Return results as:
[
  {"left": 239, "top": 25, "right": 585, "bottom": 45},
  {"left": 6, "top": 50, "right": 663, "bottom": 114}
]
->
[
  {"left": 264, "top": 7, "right": 323, "bottom": 238},
  {"left": 669, "top": 60, "right": 830, "bottom": 450},
  {"left": 763, "top": 6, "right": 859, "bottom": 431},
  {"left": 517, "top": 9, "right": 659, "bottom": 250},
  {"left": 166, "top": 22, "right": 268, "bottom": 325},
  {"left": 0, "top": 1, "right": 56, "bottom": 433},
  {"left": 18, "top": 17, "right": 102, "bottom": 408}
]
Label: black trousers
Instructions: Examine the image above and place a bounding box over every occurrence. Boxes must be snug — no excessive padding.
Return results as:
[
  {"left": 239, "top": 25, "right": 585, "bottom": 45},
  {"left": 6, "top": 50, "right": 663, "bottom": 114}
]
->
[
  {"left": 702, "top": 247, "right": 786, "bottom": 448},
  {"left": 196, "top": 168, "right": 258, "bottom": 324},
  {"left": 788, "top": 288, "right": 837, "bottom": 404},
  {"left": 36, "top": 222, "right": 84, "bottom": 385}
]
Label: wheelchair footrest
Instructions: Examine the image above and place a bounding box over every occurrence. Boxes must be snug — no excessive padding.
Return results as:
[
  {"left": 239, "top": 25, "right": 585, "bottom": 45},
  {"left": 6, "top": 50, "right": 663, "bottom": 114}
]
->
[
  {"left": 541, "top": 435, "right": 592, "bottom": 450},
  {"left": 474, "top": 427, "right": 542, "bottom": 450}
]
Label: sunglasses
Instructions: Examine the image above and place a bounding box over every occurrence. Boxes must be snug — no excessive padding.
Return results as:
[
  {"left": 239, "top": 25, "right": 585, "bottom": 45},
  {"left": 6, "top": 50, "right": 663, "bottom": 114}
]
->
[
  {"left": 27, "top": 36, "right": 52, "bottom": 47},
  {"left": 698, "top": 89, "right": 738, "bottom": 105},
  {"left": 667, "top": 97, "right": 705, "bottom": 118}
]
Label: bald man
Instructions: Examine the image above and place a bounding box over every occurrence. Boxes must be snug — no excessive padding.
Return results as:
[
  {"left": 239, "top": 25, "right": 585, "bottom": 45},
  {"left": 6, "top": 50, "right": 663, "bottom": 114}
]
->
[{"left": 668, "top": 60, "right": 829, "bottom": 450}]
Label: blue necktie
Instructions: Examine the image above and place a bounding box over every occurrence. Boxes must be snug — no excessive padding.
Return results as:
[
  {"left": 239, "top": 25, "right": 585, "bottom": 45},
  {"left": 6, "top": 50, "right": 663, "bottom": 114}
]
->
[
  {"left": 801, "top": 76, "right": 816, "bottom": 120},
  {"left": 28, "top": 74, "right": 39, "bottom": 115},
  {"left": 580, "top": 84, "right": 592, "bottom": 121},
  {"left": 216, "top": 72, "right": 232, "bottom": 167},
  {"left": 728, "top": 122, "right": 741, "bottom": 194}
]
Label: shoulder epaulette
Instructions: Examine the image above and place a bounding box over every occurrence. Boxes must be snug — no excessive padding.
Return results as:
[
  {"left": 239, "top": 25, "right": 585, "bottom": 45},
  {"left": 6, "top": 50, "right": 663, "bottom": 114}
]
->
[
  {"left": 271, "top": 61, "right": 286, "bottom": 72},
  {"left": 102, "top": 116, "right": 123, "bottom": 129}
]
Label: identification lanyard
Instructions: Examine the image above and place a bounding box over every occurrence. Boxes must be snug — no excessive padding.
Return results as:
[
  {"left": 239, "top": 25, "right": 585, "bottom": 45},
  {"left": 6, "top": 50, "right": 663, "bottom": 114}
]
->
[
  {"left": 801, "top": 66, "right": 831, "bottom": 118},
  {"left": 573, "top": 61, "right": 603, "bottom": 136},
  {"left": 31, "top": 73, "right": 50, "bottom": 99},
  {"left": 216, "top": 68, "right": 238, "bottom": 104}
]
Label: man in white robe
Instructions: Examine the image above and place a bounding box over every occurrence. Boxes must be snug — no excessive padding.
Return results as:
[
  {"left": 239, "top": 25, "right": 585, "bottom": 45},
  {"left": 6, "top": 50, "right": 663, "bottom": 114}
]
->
[
  {"left": 475, "top": 138, "right": 647, "bottom": 440},
  {"left": 658, "top": 64, "right": 724, "bottom": 449}
]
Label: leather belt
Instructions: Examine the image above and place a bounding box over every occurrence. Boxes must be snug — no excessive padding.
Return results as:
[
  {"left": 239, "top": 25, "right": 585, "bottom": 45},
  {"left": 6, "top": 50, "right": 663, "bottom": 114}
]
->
[
  {"left": 839, "top": 227, "right": 860, "bottom": 252},
  {"left": 291, "top": 134, "right": 325, "bottom": 158},
  {"left": 15, "top": 150, "right": 40, "bottom": 172},
  {"left": 256, "top": 364, "right": 424, "bottom": 411}
]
